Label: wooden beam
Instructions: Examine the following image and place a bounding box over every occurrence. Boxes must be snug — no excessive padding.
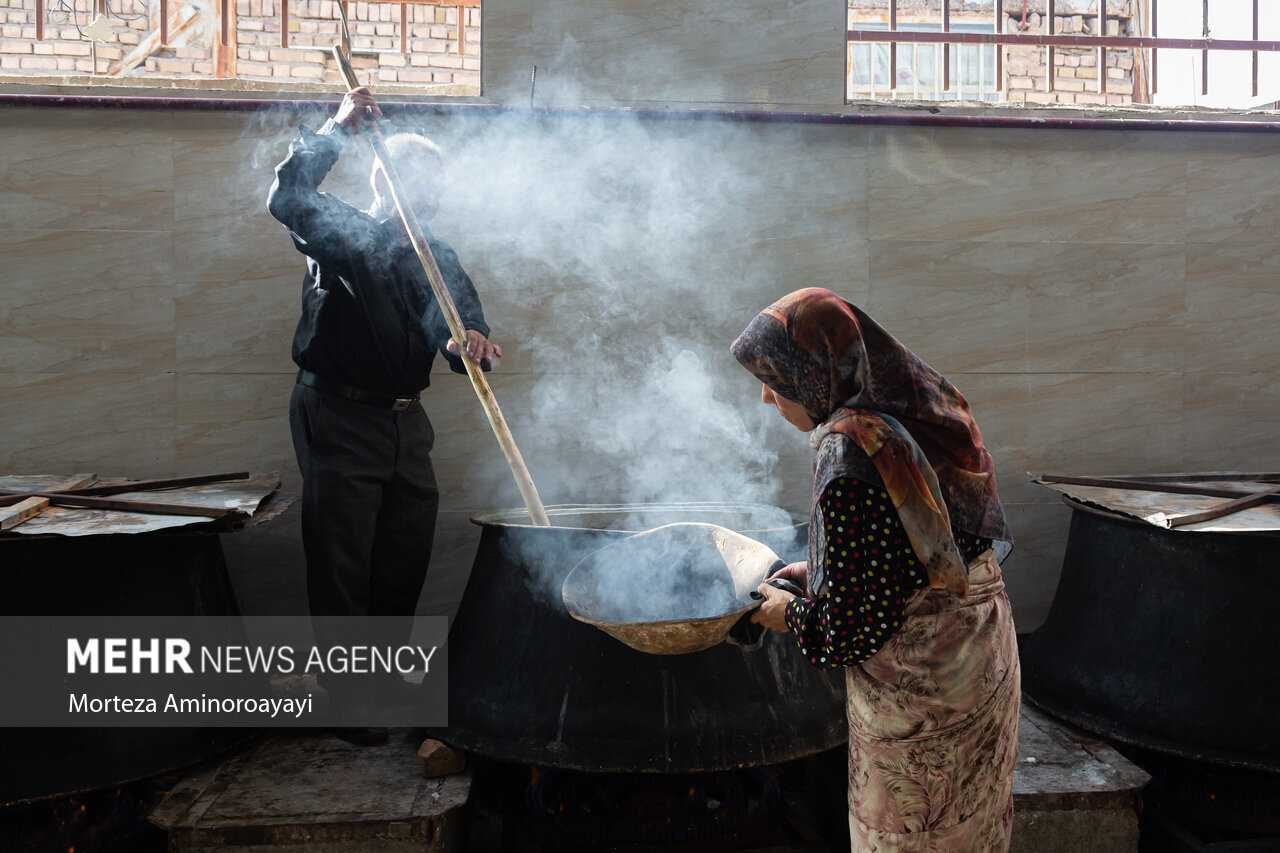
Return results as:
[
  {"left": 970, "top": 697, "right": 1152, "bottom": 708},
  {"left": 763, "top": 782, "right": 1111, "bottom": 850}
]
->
[
  {"left": 52, "top": 474, "right": 98, "bottom": 491},
  {"left": 1167, "top": 490, "right": 1280, "bottom": 528},
  {"left": 1037, "top": 474, "right": 1274, "bottom": 500},
  {"left": 0, "top": 497, "right": 50, "bottom": 532},
  {"left": 27, "top": 492, "right": 242, "bottom": 519},
  {"left": 0, "top": 472, "right": 250, "bottom": 505},
  {"left": 0, "top": 475, "right": 95, "bottom": 532},
  {"left": 456, "top": 3, "right": 464, "bottom": 56},
  {"left": 109, "top": 9, "right": 203, "bottom": 76},
  {"left": 216, "top": 0, "right": 237, "bottom": 78}
]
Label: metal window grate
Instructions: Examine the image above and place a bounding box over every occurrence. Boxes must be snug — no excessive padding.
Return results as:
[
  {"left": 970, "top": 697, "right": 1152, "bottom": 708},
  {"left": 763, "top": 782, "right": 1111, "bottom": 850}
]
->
[
  {"left": 848, "top": 0, "right": 1276, "bottom": 101},
  {"left": 282, "top": 0, "right": 478, "bottom": 53}
]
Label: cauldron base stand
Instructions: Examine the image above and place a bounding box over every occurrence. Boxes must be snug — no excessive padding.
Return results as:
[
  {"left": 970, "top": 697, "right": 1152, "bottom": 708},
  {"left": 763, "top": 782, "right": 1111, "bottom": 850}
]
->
[
  {"left": 462, "top": 751, "right": 849, "bottom": 853},
  {"left": 1129, "top": 747, "right": 1280, "bottom": 853},
  {"left": 0, "top": 776, "right": 171, "bottom": 853}
]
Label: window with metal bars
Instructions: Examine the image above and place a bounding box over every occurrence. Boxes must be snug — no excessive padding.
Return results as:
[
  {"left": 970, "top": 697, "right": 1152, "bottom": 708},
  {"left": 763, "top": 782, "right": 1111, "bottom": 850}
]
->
[
  {"left": 845, "top": 0, "right": 1279, "bottom": 110},
  {"left": 849, "top": 22, "right": 1001, "bottom": 102}
]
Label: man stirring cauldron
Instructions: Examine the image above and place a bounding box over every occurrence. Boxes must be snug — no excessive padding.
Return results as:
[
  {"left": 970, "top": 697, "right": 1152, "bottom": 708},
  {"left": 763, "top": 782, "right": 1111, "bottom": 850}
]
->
[{"left": 268, "top": 88, "right": 501, "bottom": 746}]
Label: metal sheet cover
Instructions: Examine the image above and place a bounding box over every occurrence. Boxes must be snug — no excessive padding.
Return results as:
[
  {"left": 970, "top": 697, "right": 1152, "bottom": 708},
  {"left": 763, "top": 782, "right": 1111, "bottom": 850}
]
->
[
  {"left": 1032, "top": 473, "right": 1280, "bottom": 534},
  {"left": 0, "top": 473, "right": 281, "bottom": 538}
]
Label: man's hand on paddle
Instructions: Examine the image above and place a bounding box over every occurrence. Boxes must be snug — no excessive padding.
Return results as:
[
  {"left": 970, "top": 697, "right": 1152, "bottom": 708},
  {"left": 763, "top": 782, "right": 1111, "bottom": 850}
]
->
[
  {"left": 448, "top": 330, "right": 503, "bottom": 368},
  {"left": 335, "top": 87, "right": 381, "bottom": 133}
]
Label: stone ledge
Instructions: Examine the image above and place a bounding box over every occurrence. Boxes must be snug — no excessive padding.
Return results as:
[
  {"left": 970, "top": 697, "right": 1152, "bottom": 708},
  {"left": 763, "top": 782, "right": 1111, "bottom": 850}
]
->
[{"left": 151, "top": 734, "right": 469, "bottom": 853}]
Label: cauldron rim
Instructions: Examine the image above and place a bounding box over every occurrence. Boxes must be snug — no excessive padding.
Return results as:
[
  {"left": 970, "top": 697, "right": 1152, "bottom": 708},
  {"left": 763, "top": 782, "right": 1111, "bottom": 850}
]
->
[{"left": 470, "top": 501, "right": 806, "bottom": 535}]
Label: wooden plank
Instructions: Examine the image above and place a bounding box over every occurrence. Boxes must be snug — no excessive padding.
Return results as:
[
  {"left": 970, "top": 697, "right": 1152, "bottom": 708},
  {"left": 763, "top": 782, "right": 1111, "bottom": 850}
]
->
[
  {"left": 456, "top": 3, "right": 464, "bottom": 56},
  {"left": 109, "top": 9, "right": 203, "bottom": 76},
  {"left": 51, "top": 474, "right": 98, "bottom": 491},
  {"left": 0, "top": 460, "right": 93, "bottom": 531},
  {"left": 1084, "top": 472, "right": 1280, "bottom": 484},
  {"left": 216, "top": 0, "right": 237, "bottom": 79},
  {"left": 1035, "top": 473, "right": 1276, "bottom": 501},
  {"left": 0, "top": 497, "right": 50, "bottom": 532},
  {"left": 24, "top": 493, "right": 242, "bottom": 519},
  {"left": 1166, "top": 489, "right": 1280, "bottom": 528},
  {"left": 0, "top": 472, "right": 249, "bottom": 505}
]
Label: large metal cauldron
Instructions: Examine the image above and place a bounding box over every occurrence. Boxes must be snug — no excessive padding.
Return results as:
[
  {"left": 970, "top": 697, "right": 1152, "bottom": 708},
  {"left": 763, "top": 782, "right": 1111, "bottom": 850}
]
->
[
  {"left": 437, "top": 503, "right": 847, "bottom": 773},
  {"left": 1019, "top": 498, "right": 1280, "bottom": 773},
  {"left": 0, "top": 530, "right": 253, "bottom": 805}
]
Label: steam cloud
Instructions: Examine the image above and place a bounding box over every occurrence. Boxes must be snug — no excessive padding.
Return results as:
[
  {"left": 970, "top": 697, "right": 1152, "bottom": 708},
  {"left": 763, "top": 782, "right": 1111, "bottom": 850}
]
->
[
  {"left": 430, "top": 109, "right": 808, "bottom": 514},
  {"left": 247, "top": 97, "right": 821, "bottom": 616}
]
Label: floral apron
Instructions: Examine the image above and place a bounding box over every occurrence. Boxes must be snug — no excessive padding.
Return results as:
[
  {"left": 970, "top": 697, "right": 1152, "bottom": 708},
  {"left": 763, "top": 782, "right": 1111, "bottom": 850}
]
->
[{"left": 844, "top": 549, "right": 1020, "bottom": 852}]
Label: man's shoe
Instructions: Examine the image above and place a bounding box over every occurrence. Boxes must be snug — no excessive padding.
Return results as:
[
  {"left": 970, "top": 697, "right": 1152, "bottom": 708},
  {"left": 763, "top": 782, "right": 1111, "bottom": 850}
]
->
[{"left": 332, "top": 727, "right": 389, "bottom": 747}]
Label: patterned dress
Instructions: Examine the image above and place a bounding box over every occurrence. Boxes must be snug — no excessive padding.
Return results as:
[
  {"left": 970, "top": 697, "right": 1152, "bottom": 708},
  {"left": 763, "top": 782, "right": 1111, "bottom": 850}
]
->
[
  {"left": 730, "top": 289, "right": 1019, "bottom": 852},
  {"left": 785, "top": 473, "right": 1019, "bottom": 852},
  {"left": 785, "top": 476, "right": 990, "bottom": 669}
]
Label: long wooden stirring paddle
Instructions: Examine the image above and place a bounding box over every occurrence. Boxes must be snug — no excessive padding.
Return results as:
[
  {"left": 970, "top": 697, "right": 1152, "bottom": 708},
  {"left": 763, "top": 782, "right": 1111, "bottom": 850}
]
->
[{"left": 330, "top": 10, "right": 549, "bottom": 527}]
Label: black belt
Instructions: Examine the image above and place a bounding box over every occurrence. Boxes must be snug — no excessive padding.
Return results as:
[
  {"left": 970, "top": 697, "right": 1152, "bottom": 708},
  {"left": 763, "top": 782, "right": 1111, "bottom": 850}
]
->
[{"left": 296, "top": 370, "right": 419, "bottom": 412}]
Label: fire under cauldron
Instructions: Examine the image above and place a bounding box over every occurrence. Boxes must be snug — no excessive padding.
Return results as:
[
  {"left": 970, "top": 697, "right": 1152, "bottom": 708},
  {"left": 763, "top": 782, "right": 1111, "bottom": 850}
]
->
[{"left": 436, "top": 503, "right": 847, "bottom": 774}]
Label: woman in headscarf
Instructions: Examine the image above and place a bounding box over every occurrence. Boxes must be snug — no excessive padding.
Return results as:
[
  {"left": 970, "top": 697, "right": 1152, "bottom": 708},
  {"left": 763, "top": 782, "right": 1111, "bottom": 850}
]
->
[{"left": 732, "top": 287, "right": 1019, "bottom": 852}]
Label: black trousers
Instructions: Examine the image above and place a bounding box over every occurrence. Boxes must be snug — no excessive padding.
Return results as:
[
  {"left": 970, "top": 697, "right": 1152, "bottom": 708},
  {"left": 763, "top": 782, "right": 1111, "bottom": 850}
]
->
[{"left": 288, "top": 383, "right": 439, "bottom": 653}]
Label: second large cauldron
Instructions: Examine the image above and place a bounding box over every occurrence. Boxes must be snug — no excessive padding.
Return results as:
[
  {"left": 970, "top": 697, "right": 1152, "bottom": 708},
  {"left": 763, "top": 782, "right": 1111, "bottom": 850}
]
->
[
  {"left": 436, "top": 503, "right": 847, "bottom": 773},
  {"left": 1020, "top": 497, "right": 1280, "bottom": 773}
]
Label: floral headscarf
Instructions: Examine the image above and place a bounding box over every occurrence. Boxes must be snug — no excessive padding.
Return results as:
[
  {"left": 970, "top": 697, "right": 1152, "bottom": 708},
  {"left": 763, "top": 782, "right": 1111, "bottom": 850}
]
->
[{"left": 731, "top": 288, "right": 1010, "bottom": 594}]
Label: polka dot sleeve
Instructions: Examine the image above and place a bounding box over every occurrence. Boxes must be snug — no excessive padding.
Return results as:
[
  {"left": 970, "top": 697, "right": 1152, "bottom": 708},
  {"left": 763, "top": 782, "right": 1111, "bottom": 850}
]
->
[{"left": 783, "top": 476, "right": 928, "bottom": 669}]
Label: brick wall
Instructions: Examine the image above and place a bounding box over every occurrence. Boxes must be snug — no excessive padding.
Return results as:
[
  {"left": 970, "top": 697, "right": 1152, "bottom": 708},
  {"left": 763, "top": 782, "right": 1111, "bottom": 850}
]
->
[
  {"left": 1001, "top": 1, "right": 1136, "bottom": 106},
  {"left": 236, "top": 0, "right": 479, "bottom": 88},
  {"left": 0, "top": 0, "right": 142, "bottom": 76},
  {"left": 0, "top": 0, "right": 479, "bottom": 91}
]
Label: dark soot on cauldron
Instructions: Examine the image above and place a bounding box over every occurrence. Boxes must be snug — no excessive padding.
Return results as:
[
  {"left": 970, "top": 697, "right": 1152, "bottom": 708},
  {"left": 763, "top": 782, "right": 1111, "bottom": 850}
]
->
[{"left": 572, "top": 525, "right": 743, "bottom": 624}]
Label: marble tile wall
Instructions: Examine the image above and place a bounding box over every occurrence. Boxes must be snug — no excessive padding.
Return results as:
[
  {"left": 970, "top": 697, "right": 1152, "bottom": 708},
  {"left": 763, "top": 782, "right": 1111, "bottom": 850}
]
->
[
  {"left": 2, "top": 104, "right": 1276, "bottom": 633},
  {"left": 482, "top": 0, "right": 847, "bottom": 106}
]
